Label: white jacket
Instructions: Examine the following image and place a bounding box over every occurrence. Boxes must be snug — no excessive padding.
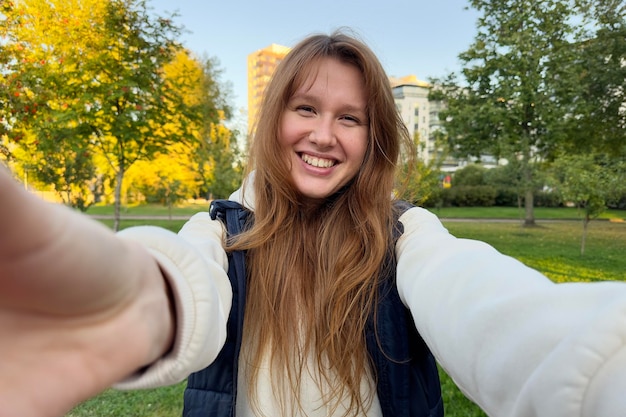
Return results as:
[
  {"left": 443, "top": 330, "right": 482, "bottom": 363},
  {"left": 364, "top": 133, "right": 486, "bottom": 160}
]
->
[{"left": 115, "top": 180, "right": 626, "bottom": 417}]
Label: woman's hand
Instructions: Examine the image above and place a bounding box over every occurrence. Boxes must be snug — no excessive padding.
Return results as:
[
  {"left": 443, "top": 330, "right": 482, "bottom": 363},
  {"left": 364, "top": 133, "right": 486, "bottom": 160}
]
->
[{"left": 0, "top": 165, "right": 174, "bottom": 417}]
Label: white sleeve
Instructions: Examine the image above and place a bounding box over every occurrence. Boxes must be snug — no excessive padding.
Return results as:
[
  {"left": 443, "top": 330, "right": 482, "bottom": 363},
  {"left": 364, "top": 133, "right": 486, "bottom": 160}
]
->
[
  {"left": 395, "top": 206, "right": 626, "bottom": 417},
  {"left": 114, "top": 212, "right": 232, "bottom": 389}
]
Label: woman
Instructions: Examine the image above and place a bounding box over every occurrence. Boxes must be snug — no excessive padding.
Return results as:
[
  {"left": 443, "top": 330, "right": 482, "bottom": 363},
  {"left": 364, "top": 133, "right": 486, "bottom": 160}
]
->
[{"left": 1, "top": 30, "right": 626, "bottom": 417}]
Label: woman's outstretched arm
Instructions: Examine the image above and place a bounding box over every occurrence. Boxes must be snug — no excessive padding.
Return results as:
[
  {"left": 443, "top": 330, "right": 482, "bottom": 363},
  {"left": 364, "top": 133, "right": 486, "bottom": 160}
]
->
[
  {"left": 0, "top": 165, "right": 174, "bottom": 417},
  {"left": 396, "top": 205, "right": 626, "bottom": 417}
]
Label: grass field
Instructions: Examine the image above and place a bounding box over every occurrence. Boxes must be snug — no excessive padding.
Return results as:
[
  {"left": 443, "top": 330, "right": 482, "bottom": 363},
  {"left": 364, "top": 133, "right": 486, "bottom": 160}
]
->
[
  {"left": 65, "top": 205, "right": 625, "bottom": 417},
  {"left": 85, "top": 202, "right": 626, "bottom": 221},
  {"left": 432, "top": 205, "right": 625, "bottom": 221}
]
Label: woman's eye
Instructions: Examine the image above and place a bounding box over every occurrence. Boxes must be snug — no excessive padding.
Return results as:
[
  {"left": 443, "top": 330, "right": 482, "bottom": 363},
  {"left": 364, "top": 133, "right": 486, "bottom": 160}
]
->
[
  {"left": 340, "top": 115, "right": 360, "bottom": 124},
  {"left": 296, "top": 105, "right": 315, "bottom": 114}
]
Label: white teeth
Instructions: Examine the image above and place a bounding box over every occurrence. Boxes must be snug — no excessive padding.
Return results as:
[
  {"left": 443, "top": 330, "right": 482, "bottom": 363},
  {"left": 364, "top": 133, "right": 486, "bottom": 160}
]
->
[{"left": 301, "top": 154, "right": 335, "bottom": 168}]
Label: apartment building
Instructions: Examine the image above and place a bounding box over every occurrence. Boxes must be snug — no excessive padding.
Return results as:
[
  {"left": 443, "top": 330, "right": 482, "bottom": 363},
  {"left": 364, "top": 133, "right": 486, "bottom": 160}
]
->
[
  {"left": 247, "top": 43, "right": 291, "bottom": 133},
  {"left": 391, "top": 76, "right": 461, "bottom": 171}
]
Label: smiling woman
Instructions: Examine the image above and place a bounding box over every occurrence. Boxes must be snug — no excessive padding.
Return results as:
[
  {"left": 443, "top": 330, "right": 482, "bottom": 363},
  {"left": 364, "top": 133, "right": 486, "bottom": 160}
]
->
[{"left": 3, "top": 29, "right": 626, "bottom": 417}]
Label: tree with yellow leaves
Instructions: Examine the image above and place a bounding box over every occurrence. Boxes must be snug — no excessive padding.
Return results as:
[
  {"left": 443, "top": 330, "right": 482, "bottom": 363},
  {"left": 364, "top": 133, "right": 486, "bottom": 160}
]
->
[{"left": 1, "top": 0, "right": 226, "bottom": 230}]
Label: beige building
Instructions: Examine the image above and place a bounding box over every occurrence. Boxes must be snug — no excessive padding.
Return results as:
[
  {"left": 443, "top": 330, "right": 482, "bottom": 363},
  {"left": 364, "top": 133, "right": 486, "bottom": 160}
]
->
[
  {"left": 247, "top": 43, "right": 291, "bottom": 134},
  {"left": 392, "top": 75, "right": 464, "bottom": 171}
]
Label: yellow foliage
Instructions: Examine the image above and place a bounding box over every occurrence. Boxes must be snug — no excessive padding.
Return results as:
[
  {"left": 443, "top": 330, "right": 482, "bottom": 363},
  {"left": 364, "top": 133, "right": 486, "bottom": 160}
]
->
[
  {"left": 12, "top": 0, "right": 108, "bottom": 59},
  {"left": 124, "top": 142, "right": 201, "bottom": 202},
  {"left": 162, "top": 50, "right": 205, "bottom": 107}
]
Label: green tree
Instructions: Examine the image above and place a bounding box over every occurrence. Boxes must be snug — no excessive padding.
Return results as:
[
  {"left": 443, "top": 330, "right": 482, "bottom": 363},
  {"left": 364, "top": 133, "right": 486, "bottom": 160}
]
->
[
  {"left": 549, "top": 153, "right": 626, "bottom": 255},
  {"left": 431, "top": 0, "right": 582, "bottom": 226},
  {"left": 399, "top": 158, "right": 443, "bottom": 207},
  {"left": 28, "top": 132, "right": 97, "bottom": 210},
  {"left": 201, "top": 122, "right": 242, "bottom": 199},
  {"left": 559, "top": 0, "right": 626, "bottom": 158},
  {"left": 398, "top": 130, "right": 448, "bottom": 207}
]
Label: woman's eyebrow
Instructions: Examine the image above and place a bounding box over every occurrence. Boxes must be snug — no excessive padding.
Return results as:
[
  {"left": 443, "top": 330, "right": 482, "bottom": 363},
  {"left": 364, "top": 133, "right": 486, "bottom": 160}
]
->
[{"left": 291, "top": 92, "right": 366, "bottom": 112}]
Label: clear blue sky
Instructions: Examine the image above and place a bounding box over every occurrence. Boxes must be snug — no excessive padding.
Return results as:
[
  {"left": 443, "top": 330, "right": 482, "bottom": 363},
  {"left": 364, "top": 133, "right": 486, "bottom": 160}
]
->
[{"left": 149, "top": 0, "right": 480, "bottom": 115}]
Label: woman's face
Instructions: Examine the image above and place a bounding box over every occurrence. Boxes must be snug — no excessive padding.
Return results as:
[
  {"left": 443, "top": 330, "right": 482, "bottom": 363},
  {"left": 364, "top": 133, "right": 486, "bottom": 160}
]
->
[{"left": 279, "top": 57, "right": 368, "bottom": 201}]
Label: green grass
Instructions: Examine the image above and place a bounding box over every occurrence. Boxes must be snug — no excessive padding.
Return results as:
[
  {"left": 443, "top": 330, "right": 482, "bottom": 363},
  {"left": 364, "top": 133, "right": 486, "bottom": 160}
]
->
[
  {"left": 85, "top": 201, "right": 210, "bottom": 217},
  {"left": 430, "top": 205, "right": 625, "bottom": 221},
  {"left": 85, "top": 202, "right": 626, "bottom": 221},
  {"left": 96, "top": 219, "right": 187, "bottom": 233},
  {"left": 66, "top": 207, "right": 625, "bottom": 417},
  {"left": 66, "top": 383, "right": 186, "bottom": 417}
]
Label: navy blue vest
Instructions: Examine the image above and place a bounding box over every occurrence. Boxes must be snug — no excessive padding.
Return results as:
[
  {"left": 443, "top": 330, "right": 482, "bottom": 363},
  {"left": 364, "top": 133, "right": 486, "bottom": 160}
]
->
[{"left": 183, "top": 200, "right": 443, "bottom": 417}]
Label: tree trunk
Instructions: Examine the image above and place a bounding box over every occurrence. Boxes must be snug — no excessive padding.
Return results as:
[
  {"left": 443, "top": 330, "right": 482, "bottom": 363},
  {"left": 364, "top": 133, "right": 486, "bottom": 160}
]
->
[
  {"left": 524, "top": 189, "right": 536, "bottom": 227},
  {"left": 522, "top": 159, "right": 536, "bottom": 227},
  {"left": 580, "top": 213, "right": 589, "bottom": 256},
  {"left": 113, "top": 169, "right": 124, "bottom": 232},
  {"left": 516, "top": 132, "right": 536, "bottom": 227}
]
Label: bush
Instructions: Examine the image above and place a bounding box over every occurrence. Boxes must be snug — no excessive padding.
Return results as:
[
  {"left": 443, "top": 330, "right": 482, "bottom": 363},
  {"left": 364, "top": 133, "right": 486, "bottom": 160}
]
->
[
  {"left": 494, "top": 186, "right": 520, "bottom": 207},
  {"left": 607, "top": 193, "right": 626, "bottom": 210},
  {"left": 452, "top": 164, "right": 487, "bottom": 186},
  {"left": 420, "top": 187, "right": 444, "bottom": 208},
  {"left": 439, "top": 187, "right": 454, "bottom": 207},
  {"left": 534, "top": 190, "right": 562, "bottom": 207},
  {"left": 447, "top": 185, "right": 497, "bottom": 207}
]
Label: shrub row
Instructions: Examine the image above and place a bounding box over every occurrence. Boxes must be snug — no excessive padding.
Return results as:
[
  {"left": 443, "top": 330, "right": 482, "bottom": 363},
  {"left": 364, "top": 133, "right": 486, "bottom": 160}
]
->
[{"left": 423, "top": 186, "right": 565, "bottom": 208}]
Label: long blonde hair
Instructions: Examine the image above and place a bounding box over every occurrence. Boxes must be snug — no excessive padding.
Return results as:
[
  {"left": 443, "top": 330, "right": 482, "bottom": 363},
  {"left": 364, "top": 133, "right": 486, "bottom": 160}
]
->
[{"left": 229, "top": 30, "right": 413, "bottom": 416}]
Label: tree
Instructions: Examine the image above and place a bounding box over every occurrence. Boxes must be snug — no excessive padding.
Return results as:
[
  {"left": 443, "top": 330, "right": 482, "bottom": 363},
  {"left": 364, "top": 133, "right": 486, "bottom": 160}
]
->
[
  {"left": 200, "top": 121, "right": 242, "bottom": 199},
  {"left": 2, "top": 0, "right": 203, "bottom": 230},
  {"left": 559, "top": 0, "right": 626, "bottom": 158},
  {"left": 188, "top": 55, "right": 241, "bottom": 199},
  {"left": 123, "top": 51, "right": 239, "bottom": 203},
  {"left": 0, "top": 0, "right": 107, "bottom": 205},
  {"left": 549, "top": 153, "right": 626, "bottom": 255},
  {"left": 431, "top": 0, "right": 582, "bottom": 226},
  {"left": 158, "top": 50, "right": 240, "bottom": 200},
  {"left": 125, "top": 143, "right": 196, "bottom": 216},
  {"left": 27, "top": 130, "right": 97, "bottom": 210},
  {"left": 397, "top": 130, "right": 448, "bottom": 207}
]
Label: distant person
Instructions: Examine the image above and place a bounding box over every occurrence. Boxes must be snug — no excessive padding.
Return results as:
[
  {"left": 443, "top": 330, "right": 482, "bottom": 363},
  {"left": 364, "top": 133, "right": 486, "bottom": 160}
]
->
[{"left": 1, "top": 30, "right": 626, "bottom": 417}]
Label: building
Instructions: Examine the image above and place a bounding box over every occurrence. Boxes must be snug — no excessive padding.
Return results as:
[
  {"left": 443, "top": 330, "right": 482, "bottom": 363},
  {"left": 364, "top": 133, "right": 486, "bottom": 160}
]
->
[
  {"left": 247, "top": 43, "right": 291, "bottom": 134},
  {"left": 391, "top": 76, "right": 432, "bottom": 159},
  {"left": 391, "top": 76, "right": 458, "bottom": 171}
]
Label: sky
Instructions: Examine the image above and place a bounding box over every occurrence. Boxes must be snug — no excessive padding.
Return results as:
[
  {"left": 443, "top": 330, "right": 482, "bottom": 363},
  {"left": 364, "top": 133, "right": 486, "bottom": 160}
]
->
[{"left": 148, "top": 0, "right": 481, "bottom": 117}]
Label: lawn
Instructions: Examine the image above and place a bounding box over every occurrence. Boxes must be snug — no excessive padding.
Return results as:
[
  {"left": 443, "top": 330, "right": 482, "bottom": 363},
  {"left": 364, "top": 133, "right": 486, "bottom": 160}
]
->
[
  {"left": 84, "top": 201, "right": 210, "bottom": 217},
  {"left": 66, "top": 207, "right": 625, "bottom": 417},
  {"left": 431, "top": 205, "right": 625, "bottom": 221},
  {"left": 86, "top": 202, "right": 626, "bottom": 222}
]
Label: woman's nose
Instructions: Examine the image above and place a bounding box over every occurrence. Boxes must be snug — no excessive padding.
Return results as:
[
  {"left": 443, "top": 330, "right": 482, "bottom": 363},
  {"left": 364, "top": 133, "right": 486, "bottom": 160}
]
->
[{"left": 308, "top": 118, "right": 336, "bottom": 148}]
